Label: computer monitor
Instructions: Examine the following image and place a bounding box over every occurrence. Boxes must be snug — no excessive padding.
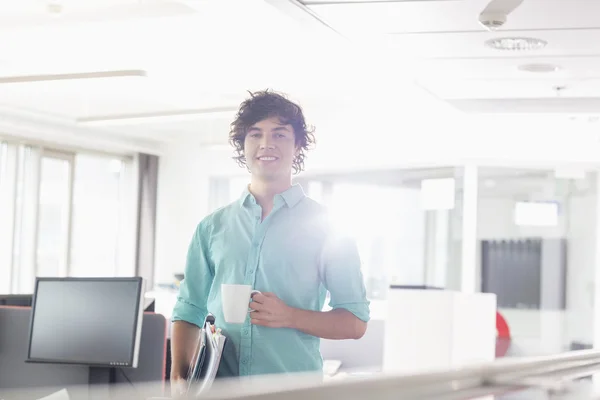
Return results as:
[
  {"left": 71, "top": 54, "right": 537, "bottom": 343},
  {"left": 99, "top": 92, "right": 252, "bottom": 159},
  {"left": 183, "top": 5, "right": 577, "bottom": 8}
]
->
[{"left": 26, "top": 277, "right": 145, "bottom": 368}]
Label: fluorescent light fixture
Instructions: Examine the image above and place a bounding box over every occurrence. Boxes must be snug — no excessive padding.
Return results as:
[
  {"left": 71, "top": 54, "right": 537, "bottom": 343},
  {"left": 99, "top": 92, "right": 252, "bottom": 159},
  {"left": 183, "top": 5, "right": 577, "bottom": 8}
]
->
[
  {"left": 420, "top": 178, "right": 455, "bottom": 210},
  {"left": 514, "top": 201, "right": 559, "bottom": 227},
  {"left": 0, "top": 70, "right": 146, "bottom": 84},
  {"left": 76, "top": 107, "right": 238, "bottom": 126}
]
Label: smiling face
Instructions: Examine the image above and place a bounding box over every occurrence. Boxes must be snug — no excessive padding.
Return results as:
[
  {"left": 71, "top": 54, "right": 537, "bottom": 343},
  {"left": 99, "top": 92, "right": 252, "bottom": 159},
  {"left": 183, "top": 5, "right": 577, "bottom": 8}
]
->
[{"left": 244, "top": 117, "right": 299, "bottom": 184}]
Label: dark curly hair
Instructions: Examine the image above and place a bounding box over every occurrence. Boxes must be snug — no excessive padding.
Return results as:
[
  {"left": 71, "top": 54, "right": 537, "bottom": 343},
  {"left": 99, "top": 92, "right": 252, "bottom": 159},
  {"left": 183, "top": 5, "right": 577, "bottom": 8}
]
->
[{"left": 229, "top": 90, "right": 315, "bottom": 174}]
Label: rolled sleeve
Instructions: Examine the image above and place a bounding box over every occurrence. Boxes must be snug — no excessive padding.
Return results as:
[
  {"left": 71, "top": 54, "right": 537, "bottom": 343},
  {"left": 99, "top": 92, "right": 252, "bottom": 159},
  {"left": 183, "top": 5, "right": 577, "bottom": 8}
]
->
[
  {"left": 171, "top": 219, "right": 214, "bottom": 328},
  {"left": 321, "top": 233, "right": 370, "bottom": 322}
]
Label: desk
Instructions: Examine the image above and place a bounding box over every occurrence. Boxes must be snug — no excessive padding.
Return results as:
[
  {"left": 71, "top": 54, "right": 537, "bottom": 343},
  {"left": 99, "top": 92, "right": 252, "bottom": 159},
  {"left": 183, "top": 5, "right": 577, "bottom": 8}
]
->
[
  {"left": 0, "top": 306, "right": 168, "bottom": 399},
  {"left": 383, "top": 288, "right": 497, "bottom": 373}
]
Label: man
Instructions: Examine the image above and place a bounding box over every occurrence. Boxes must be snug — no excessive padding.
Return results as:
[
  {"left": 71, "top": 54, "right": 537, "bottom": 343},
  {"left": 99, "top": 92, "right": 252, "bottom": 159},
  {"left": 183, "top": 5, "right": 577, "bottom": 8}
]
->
[{"left": 170, "top": 90, "right": 370, "bottom": 385}]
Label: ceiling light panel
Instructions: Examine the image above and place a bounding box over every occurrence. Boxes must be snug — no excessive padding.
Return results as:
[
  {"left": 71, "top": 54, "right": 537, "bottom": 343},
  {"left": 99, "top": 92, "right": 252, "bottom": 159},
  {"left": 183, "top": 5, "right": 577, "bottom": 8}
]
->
[{"left": 485, "top": 37, "right": 547, "bottom": 51}]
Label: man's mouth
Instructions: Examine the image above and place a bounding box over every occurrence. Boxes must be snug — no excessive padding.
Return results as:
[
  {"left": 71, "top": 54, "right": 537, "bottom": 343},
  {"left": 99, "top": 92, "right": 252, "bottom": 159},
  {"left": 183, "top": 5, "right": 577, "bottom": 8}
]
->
[{"left": 257, "top": 156, "right": 278, "bottom": 161}]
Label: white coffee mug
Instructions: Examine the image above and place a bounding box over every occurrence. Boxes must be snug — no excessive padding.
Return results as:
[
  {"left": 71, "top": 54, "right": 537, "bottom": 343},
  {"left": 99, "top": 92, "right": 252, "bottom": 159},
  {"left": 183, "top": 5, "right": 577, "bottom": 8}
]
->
[{"left": 221, "top": 284, "right": 261, "bottom": 324}]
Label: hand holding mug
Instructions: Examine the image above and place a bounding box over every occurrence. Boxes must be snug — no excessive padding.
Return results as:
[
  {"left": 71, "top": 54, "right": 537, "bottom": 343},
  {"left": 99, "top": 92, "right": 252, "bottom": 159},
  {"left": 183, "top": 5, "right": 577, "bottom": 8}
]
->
[{"left": 249, "top": 292, "right": 295, "bottom": 329}]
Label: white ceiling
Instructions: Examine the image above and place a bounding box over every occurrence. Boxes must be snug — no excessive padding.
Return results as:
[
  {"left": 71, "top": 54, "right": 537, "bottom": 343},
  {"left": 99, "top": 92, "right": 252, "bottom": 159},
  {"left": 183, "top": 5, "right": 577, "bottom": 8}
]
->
[
  {"left": 304, "top": 0, "right": 600, "bottom": 111},
  {"left": 0, "top": 0, "right": 599, "bottom": 158},
  {"left": 0, "top": 0, "right": 396, "bottom": 154}
]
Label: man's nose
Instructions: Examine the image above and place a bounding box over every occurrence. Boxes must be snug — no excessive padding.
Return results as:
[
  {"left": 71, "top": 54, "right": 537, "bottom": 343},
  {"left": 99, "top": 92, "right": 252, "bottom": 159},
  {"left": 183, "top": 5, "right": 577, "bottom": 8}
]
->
[{"left": 260, "top": 136, "right": 274, "bottom": 149}]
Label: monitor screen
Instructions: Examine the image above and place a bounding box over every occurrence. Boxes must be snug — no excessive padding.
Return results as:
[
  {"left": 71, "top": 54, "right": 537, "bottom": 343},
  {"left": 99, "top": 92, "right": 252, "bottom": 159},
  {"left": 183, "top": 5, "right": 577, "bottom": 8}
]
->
[{"left": 26, "top": 277, "right": 145, "bottom": 368}]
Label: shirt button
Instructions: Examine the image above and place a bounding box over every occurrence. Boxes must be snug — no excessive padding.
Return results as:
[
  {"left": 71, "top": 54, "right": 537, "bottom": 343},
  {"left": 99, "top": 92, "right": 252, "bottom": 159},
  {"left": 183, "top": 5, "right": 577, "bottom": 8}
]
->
[
  {"left": 241, "top": 359, "right": 247, "bottom": 365},
  {"left": 242, "top": 328, "right": 249, "bottom": 335}
]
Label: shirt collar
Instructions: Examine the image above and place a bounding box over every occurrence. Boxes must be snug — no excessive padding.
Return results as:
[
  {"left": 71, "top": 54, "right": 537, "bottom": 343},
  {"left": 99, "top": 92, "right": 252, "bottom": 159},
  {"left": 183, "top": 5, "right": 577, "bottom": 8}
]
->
[{"left": 239, "top": 184, "right": 305, "bottom": 209}]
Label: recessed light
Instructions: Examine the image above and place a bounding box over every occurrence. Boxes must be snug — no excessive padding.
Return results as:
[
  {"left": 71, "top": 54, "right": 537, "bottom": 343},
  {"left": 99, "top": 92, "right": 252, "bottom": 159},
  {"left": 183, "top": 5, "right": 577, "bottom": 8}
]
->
[
  {"left": 485, "top": 37, "right": 547, "bottom": 51},
  {"left": 518, "top": 63, "right": 561, "bottom": 73}
]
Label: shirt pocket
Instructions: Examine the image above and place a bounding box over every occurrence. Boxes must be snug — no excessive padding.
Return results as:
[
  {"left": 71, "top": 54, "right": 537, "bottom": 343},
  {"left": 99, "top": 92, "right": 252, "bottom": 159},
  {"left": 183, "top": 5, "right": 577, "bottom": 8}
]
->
[{"left": 210, "top": 227, "right": 250, "bottom": 283}]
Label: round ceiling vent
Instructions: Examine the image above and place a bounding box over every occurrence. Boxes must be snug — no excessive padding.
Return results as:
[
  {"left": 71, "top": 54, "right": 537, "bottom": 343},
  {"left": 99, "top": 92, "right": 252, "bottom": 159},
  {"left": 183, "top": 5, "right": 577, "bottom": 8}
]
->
[
  {"left": 518, "top": 63, "right": 561, "bottom": 73},
  {"left": 485, "top": 37, "right": 547, "bottom": 51}
]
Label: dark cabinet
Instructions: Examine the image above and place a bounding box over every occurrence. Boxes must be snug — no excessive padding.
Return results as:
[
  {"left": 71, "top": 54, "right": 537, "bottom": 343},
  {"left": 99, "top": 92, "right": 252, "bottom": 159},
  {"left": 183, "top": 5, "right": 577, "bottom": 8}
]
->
[{"left": 481, "top": 238, "right": 566, "bottom": 310}]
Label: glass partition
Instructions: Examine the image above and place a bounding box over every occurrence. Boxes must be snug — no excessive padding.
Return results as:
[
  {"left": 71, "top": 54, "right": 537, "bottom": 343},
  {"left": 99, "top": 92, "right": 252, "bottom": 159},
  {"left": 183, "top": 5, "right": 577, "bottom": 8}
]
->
[
  {"left": 303, "top": 167, "right": 465, "bottom": 317},
  {"left": 205, "top": 164, "right": 600, "bottom": 355},
  {"left": 476, "top": 167, "right": 597, "bottom": 357}
]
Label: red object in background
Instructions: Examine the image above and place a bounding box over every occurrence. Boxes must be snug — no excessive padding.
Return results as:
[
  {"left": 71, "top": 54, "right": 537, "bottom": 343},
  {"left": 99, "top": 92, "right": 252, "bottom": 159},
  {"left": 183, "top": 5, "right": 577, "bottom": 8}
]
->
[{"left": 496, "top": 311, "right": 511, "bottom": 357}]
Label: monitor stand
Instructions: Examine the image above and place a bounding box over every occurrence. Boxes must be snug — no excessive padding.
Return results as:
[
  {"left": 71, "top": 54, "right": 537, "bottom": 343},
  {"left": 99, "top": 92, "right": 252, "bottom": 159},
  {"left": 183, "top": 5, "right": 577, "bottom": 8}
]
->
[
  {"left": 89, "top": 366, "right": 118, "bottom": 384},
  {"left": 88, "top": 367, "right": 119, "bottom": 399}
]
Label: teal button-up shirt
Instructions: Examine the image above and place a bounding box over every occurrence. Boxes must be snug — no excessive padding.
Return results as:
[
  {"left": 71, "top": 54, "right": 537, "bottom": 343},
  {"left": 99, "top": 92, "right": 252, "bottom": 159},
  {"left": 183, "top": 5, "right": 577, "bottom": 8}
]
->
[{"left": 172, "top": 184, "right": 370, "bottom": 377}]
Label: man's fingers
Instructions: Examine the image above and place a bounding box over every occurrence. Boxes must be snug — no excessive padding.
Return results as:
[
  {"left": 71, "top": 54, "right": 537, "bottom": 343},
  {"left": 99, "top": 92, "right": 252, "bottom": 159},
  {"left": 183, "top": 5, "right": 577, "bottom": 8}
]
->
[
  {"left": 250, "top": 311, "right": 272, "bottom": 321},
  {"left": 251, "top": 318, "right": 273, "bottom": 326},
  {"left": 251, "top": 318, "right": 284, "bottom": 328},
  {"left": 248, "top": 301, "right": 264, "bottom": 311},
  {"left": 251, "top": 293, "right": 267, "bottom": 303},
  {"left": 252, "top": 292, "right": 277, "bottom": 304}
]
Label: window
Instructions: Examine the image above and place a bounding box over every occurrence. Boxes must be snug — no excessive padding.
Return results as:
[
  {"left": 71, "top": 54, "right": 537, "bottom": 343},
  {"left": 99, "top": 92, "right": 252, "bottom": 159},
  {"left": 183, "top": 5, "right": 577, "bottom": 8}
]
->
[
  {"left": 36, "top": 152, "right": 73, "bottom": 278},
  {"left": 0, "top": 142, "right": 5, "bottom": 187},
  {"left": 12, "top": 146, "right": 40, "bottom": 293},
  {"left": 0, "top": 139, "right": 136, "bottom": 293},
  {"left": 0, "top": 142, "right": 12, "bottom": 293},
  {"left": 69, "top": 154, "right": 130, "bottom": 277}
]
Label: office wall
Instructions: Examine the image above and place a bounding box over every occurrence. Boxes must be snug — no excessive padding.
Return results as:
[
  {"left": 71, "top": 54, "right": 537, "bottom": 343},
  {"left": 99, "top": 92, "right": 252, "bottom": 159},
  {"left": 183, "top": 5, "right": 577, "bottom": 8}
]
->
[{"left": 156, "top": 143, "right": 209, "bottom": 285}]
